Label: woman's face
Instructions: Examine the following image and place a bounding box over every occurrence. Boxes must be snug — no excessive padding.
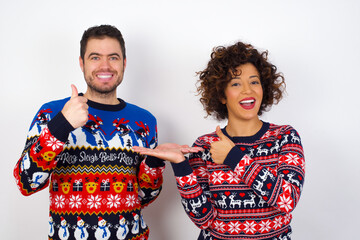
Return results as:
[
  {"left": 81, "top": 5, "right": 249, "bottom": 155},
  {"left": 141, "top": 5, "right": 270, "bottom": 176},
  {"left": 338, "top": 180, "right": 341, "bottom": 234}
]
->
[{"left": 222, "top": 63, "right": 263, "bottom": 123}]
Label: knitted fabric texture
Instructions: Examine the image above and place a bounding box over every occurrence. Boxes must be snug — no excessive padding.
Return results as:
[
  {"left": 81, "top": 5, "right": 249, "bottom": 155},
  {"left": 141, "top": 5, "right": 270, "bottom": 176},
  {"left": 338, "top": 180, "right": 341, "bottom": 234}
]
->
[
  {"left": 171, "top": 122, "right": 304, "bottom": 240},
  {"left": 14, "top": 96, "right": 165, "bottom": 240}
]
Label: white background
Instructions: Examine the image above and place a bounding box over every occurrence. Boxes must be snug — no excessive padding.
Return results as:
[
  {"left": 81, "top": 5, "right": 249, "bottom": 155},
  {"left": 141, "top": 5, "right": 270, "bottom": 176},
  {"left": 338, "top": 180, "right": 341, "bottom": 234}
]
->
[{"left": 1, "top": 0, "right": 359, "bottom": 239}]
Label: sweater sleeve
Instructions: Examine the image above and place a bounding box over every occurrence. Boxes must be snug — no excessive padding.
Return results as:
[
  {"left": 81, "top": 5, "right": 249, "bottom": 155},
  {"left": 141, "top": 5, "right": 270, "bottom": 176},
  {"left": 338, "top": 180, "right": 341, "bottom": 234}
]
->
[
  {"left": 138, "top": 156, "right": 165, "bottom": 207},
  {"left": 137, "top": 120, "right": 165, "bottom": 207},
  {"left": 170, "top": 142, "right": 218, "bottom": 230},
  {"left": 224, "top": 126, "right": 305, "bottom": 214},
  {"left": 13, "top": 107, "right": 73, "bottom": 196}
]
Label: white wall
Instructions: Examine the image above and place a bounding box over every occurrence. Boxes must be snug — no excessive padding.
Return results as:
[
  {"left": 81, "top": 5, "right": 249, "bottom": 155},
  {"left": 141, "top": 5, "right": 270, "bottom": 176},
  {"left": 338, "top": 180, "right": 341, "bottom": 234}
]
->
[{"left": 1, "top": 0, "right": 359, "bottom": 239}]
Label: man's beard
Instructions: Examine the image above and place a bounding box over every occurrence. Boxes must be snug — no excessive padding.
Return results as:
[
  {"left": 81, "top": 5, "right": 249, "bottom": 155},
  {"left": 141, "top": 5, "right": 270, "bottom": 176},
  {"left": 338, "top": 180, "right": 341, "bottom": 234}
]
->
[
  {"left": 86, "top": 78, "right": 121, "bottom": 94},
  {"left": 84, "top": 70, "right": 124, "bottom": 95}
]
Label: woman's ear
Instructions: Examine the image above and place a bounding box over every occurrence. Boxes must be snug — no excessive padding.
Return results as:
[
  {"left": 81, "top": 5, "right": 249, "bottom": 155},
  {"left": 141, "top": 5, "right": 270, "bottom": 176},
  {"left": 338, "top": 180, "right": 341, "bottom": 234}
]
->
[{"left": 220, "top": 97, "right": 226, "bottom": 105}]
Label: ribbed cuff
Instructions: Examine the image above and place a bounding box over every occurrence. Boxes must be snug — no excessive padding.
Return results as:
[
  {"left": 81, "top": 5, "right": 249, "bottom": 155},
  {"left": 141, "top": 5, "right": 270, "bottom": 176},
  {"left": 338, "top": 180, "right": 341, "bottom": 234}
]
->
[
  {"left": 47, "top": 112, "right": 75, "bottom": 143},
  {"left": 171, "top": 159, "right": 193, "bottom": 177},
  {"left": 145, "top": 156, "right": 165, "bottom": 168},
  {"left": 223, "top": 146, "right": 245, "bottom": 171}
]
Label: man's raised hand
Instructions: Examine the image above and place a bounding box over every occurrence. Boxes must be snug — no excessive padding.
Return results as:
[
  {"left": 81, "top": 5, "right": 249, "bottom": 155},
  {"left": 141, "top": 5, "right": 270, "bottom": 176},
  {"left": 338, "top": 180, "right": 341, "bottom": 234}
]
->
[
  {"left": 210, "top": 126, "right": 235, "bottom": 164},
  {"left": 61, "top": 84, "right": 89, "bottom": 129}
]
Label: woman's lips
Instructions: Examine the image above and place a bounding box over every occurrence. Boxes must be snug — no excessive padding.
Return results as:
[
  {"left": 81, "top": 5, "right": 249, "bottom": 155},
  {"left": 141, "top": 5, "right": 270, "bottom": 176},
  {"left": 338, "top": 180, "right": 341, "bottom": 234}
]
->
[{"left": 239, "top": 97, "right": 256, "bottom": 110}]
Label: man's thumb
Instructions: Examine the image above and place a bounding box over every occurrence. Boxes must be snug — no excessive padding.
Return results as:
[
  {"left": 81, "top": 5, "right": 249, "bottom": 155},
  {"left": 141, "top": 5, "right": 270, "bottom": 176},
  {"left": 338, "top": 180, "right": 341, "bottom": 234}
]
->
[{"left": 70, "top": 84, "right": 78, "bottom": 98}]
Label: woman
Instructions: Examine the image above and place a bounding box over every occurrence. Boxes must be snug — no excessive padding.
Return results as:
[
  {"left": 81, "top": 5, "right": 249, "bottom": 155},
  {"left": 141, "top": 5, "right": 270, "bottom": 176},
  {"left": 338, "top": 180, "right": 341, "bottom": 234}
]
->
[{"left": 134, "top": 42, "right": 305, "bottom": 240}]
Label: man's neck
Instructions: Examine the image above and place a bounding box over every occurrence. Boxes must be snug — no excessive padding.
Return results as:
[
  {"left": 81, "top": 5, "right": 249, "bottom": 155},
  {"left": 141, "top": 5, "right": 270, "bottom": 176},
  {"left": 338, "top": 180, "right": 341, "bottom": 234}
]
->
[{"left": 83, "top": 90, "right": 120, "bottom": 105}]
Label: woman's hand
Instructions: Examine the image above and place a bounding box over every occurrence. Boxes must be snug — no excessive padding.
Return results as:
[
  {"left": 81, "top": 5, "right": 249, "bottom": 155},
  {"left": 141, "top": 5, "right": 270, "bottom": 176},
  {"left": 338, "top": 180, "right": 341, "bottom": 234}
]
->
[
  {"left": 210, "top": 126, "right": 235, "bottom": 164},
  {"left": 133, "top": 143, "right": 203, "bottom": 164}
]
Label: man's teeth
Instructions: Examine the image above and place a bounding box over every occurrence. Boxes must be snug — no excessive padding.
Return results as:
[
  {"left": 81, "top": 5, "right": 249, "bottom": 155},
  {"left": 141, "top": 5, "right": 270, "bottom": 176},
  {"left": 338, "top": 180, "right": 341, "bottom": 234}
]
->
[
  {"left": 240, "top": 99, "right": 255, "bottom": 104},
  {"left": 97, "top": 75, "right": 112, "bottom": 79}
]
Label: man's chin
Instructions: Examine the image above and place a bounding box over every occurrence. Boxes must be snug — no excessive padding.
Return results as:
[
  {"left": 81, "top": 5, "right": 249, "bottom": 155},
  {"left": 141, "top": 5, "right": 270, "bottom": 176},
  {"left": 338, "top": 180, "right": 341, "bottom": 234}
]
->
[{"left": 88, "top": 83, "right": 120, "bottom": 94}]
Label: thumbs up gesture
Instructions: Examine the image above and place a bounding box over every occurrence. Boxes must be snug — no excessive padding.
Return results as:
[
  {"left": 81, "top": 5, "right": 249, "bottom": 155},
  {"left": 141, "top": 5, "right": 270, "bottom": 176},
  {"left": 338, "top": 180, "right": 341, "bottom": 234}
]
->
[
  {"left": 210, "top": 126, "right": 235, "bottom": 165},
  {"left": 61, "top": 84, "right": 89, "bottom": 129}
]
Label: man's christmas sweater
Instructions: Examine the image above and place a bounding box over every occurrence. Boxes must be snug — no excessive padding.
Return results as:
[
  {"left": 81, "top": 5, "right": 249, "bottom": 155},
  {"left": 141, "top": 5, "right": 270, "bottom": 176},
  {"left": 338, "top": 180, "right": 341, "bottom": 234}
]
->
[
  {"left": 14, "top": 95, "right": 165, "bottom": 240},
  {"left": 171, "top": 122, "right": 304, "bottom": 240}
]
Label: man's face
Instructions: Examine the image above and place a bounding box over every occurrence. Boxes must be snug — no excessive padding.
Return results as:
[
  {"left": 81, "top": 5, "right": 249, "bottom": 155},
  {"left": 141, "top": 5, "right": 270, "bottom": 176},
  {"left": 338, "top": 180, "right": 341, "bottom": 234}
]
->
[{"left": 80, "top": 37, "right": 126, "bottom": 95}]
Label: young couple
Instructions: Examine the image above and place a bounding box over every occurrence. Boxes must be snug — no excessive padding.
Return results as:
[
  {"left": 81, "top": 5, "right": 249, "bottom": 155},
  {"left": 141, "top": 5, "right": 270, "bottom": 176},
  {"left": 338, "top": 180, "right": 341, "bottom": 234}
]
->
[{"left": 14, "top": 24, "right": 304, "bottom": 240}]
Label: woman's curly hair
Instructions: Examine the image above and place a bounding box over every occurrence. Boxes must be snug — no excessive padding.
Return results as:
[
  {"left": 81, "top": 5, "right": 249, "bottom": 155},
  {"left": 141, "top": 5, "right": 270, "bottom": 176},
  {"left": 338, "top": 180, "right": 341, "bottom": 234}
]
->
[{"left": 197, "top": 41, "right": 285, "bottom": 120}]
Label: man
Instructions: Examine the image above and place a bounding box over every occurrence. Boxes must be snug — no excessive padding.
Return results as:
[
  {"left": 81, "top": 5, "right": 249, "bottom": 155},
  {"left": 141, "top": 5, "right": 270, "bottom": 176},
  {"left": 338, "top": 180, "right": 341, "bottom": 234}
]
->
[{"left": 14, "top": 25, "right": 165, "bottom": 240}]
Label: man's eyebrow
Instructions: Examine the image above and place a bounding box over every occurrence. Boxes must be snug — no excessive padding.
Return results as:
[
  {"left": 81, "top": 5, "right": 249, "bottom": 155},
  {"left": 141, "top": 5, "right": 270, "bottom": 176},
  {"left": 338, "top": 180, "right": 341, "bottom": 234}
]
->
[{"left": 87, "top": 52, "right": 121, "bottom": 58}]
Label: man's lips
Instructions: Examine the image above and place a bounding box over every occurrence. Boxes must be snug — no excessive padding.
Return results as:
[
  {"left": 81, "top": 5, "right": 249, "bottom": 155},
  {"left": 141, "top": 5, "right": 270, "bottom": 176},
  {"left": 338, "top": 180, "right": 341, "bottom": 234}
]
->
[
  {"left": 96, "top": 73, "right": 113, "bottom": 79},
  {"left": 239, "top": 97, "right": 256, "bottom": 110},
  {"left": 95, "top": 72, "right": 114, "bottom": 82}
]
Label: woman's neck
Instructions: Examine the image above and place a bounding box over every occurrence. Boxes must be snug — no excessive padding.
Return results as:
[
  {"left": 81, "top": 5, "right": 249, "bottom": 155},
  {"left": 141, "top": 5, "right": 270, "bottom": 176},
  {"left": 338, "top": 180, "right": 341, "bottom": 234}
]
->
[{"left": 225, "top": 118, "right": 263, "bottom": 137}]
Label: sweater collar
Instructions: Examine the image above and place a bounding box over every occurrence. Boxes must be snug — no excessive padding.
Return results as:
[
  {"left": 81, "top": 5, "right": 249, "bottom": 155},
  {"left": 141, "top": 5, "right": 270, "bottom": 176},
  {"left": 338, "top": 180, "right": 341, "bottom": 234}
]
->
[
  {"left": 79, "top": 93, "right": 126, "bottom": 111},
  {"left": 222, "top": 121, "right": 270, "bottom": 143}
]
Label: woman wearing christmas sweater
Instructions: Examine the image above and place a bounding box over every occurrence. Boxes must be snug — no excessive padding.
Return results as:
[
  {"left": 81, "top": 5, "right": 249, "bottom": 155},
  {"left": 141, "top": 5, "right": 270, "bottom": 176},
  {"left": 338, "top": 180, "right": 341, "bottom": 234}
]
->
[{"left": 134, "top": 41, "right": 305, "bottom": 240}]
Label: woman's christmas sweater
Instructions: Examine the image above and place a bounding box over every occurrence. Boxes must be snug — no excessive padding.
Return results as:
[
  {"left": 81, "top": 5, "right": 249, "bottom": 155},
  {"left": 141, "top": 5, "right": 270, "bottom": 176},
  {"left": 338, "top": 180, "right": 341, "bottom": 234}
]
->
[
  {"left": 14, "top": 96, "right": 165, "bottom": 240},
  {"left": 171, "top": 122, "right": 304, "bottom": 240}
]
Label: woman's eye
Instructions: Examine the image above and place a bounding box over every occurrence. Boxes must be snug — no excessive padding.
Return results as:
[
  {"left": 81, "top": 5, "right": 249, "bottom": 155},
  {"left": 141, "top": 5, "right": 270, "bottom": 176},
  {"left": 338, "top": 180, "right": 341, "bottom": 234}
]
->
[{"left": 231, "top": 83, "right": 240, "bottom": 87}]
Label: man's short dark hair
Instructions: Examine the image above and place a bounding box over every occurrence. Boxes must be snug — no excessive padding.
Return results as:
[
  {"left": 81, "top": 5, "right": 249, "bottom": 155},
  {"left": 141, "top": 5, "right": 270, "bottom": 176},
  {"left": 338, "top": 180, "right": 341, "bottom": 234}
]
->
[{"left": 80, "top": 25, "right": 126, "bottom": 60}]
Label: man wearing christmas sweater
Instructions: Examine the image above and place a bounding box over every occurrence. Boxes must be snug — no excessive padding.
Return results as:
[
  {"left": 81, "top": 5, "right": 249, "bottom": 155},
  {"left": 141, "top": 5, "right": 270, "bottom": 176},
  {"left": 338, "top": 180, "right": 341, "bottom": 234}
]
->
[{"left": 14, "top": 25, "right": 164, "bottom": 240}]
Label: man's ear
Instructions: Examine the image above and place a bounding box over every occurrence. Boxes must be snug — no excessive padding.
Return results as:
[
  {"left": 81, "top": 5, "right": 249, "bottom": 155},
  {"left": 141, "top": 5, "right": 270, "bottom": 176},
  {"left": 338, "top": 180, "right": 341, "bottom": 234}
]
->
[
  {"left": 123, "top": 58, "right": 127, "bottom": 70},
  {"left": 79, "top": 56, "right": 84, "bottom": 72}
]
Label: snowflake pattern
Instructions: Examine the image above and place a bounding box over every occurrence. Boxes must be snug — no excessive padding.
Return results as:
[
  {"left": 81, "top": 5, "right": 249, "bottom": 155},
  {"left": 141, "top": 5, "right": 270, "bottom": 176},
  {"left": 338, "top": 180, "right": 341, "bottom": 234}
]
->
[
  {"left": 45, "top": 136, "right": 63, "bottom": 151},
  {"left": 273, "top": 216, "right": 283, "bottom": 230},
  {"left": 54, "top": 195, "right": 65, "bottom": 209},
  {"left": 211, "top": 171, "right": 225, "bottom": 185},
  {"left": 283, "top": 153, "right": 300, "bottom": 165},
  {"left": 283, "top": 213, "right": 292, "bottom": 225},
  {"left": 243, "top": 221, "right": 257, "bottom": 234},
  {"left": 196, "top": 166, "right": 210, "bottom": 178},
  {"left": 107, "top": 194, "right": 121, "bottom": 208},
  {"left": 282, "top": 181, "right": 292, "bottom": 194},
  {"left": 202, "top": 136, "right": 216, "bottom": 144},
  {"left": 143, "top": 163, "right": 157, "bottom": 176},
  {"left": 125, "top": 194, "right": 137, "bottom": 208},
  {"left": 69, "top": 195, "right": 82, "bottom": 209},
  {"left": 278, "top": 194, "right": 293, "bottom": 212},
  {"left": 87, "top": 195, "right": 102, "bottom": 209},
  {"left": 234, "top": 165, "right": 245, "bottom": 177},
  {"left": 187, "top": 173, "right": 197, "bottom": 185},
  {"left": 41, "top": 127, "right": 50, "bottom": 138},
  {"left": 212, "top": 220, "right": 226, "bottom": 233},
  {"left": 176, "top": 176, "right": 186, "bottom": 187},
  {"left": 226, "top": 171, "right": 240, "bottom": 184},
  {"left": 227, "top": 221, "right": 241, "bottom": 235},
  {"left": 259, "top": 220, "right": 272, "bottom": 233}
]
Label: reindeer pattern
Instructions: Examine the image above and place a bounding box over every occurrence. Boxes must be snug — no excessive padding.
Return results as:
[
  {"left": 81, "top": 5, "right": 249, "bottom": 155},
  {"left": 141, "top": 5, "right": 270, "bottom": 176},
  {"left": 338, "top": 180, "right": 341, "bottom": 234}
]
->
[{"left": 175, "top": 122, "right": 304, "bottom": 239}]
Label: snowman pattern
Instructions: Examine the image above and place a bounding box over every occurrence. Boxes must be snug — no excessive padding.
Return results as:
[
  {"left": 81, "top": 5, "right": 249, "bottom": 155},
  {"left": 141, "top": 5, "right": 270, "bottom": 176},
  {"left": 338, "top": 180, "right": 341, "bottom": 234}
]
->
[
  {"left": 116, "top": 215, "right": 129, "bottom": 240},
  {"left": 74, "top": 216, "right": 89, "bottom": 240},
  {"left": 48, "top": 214, "right": 55, "bottom": 237},
  {"left": 95, "top": 217, "right": 111, "bottom": 240},
  {"left": 131, "top": 213, "right": 140, "bottom": 235},
  {"left": 58, "top": 217, "right": 70, "bottom": 240}
]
